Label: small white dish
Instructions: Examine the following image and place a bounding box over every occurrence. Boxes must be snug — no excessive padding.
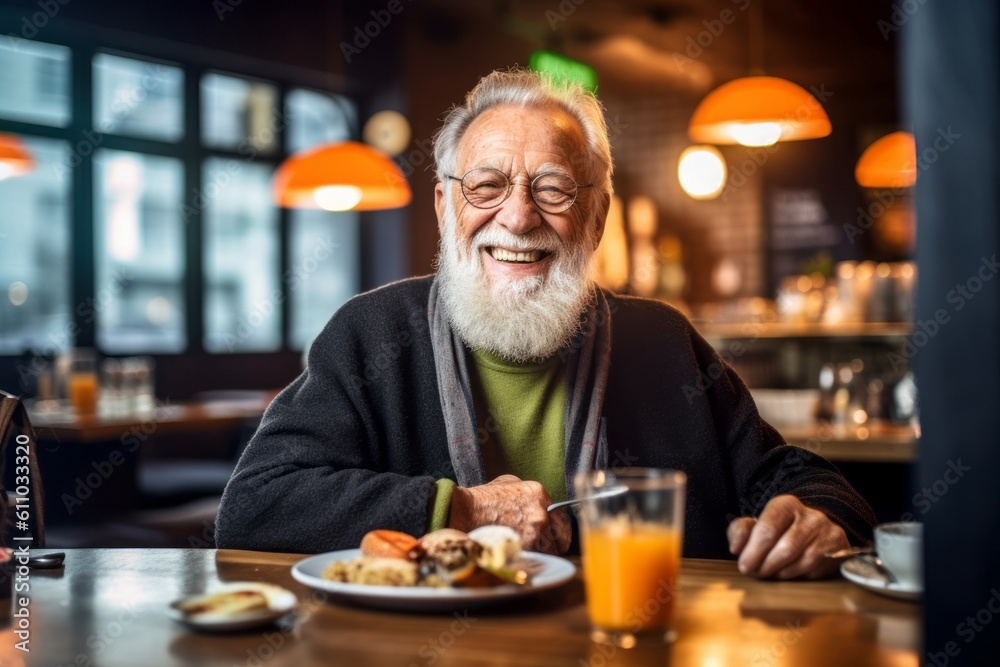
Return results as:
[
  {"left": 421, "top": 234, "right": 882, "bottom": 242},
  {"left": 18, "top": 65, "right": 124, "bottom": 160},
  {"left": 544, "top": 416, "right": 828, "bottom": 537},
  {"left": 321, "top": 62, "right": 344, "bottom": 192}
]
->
[
  {"left": 167, "top": 582, "right": 297, "bottom": 632},
  {"left": 841, "top": 556, "right": 922, "bottom": 601},
  {"left": 292, "top": 548, "right": 576, "bottom": 612}
]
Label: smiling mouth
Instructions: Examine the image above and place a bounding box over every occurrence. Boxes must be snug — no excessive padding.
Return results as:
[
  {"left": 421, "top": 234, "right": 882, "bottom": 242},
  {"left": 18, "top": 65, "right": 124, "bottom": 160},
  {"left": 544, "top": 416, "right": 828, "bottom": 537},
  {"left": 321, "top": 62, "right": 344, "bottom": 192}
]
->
[{"left": 485, "top": 247, "right": 551, "bottom": 263}]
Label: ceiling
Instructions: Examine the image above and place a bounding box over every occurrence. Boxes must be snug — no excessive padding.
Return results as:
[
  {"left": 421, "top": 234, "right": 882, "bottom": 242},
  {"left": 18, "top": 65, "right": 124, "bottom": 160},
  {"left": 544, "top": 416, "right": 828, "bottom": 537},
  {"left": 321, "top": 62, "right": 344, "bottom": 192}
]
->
[{"left": 416, "top": 0, "right": 899, "bottom": 96}]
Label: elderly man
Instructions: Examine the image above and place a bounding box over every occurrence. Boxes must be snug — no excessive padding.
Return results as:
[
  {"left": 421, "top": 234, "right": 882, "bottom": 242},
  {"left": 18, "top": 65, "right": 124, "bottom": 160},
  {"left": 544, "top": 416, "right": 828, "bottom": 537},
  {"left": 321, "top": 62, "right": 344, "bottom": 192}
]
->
[{"left": 217, "top": 69, "right": 874, "bottom": 579}]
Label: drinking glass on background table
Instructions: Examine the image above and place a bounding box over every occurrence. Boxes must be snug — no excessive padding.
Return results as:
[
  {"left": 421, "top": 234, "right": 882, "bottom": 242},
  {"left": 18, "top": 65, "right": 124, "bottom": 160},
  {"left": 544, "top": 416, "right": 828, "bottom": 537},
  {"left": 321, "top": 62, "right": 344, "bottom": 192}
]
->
[
  {"left": 68, "top": 348, "right": 99, "bottom": 418},
  {"left": 130, "top": 356, "right": 156, "bottom": 417},
  {"left": 576, "top": 468, "right": 687, "bottom": 647},
  {"left": 99, "top": 358, "right": 125, "bottom": 418}
]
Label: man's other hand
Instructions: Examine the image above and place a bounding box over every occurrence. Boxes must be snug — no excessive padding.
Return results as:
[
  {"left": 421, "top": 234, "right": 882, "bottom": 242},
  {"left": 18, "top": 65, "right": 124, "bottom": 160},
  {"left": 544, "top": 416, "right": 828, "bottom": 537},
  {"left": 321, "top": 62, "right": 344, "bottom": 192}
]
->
[
  {"left": 449, "top": 474, "right": 572, "bottom": 555},
  {"left": 726, "top": 494, "right": 849, "bottom": 579}
]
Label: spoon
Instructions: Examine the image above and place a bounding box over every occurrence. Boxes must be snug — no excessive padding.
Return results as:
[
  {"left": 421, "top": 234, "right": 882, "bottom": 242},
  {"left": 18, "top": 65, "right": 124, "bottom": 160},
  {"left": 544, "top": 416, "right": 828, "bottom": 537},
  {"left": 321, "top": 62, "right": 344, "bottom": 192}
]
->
[
  {"left": 823, "top": 546, "right": 874, "bottom": 559},
  {"left": 547, "top": 486, "right": 628, "bottom": 512},
  {"left": 823, "top": 547, "right": 897, "bottom": 584}
]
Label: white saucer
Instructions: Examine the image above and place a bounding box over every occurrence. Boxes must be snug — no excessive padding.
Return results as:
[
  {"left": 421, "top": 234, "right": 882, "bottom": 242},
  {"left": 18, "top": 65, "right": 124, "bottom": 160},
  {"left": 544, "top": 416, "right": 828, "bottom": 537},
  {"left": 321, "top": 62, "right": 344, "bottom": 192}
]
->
[
  {"left": 840, "top": 556, "right": 922, "bottom": 601},
  {"left": 167, "top": 582, "right": 297, "bottom": 632}
]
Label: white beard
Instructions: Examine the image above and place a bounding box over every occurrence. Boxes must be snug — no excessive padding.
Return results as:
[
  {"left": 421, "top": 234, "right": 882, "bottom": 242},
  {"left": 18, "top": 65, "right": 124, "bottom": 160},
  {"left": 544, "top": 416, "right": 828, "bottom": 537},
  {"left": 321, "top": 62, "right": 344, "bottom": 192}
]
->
[{"left": 436, "top": 198, "right": 598, "bottom": 363}]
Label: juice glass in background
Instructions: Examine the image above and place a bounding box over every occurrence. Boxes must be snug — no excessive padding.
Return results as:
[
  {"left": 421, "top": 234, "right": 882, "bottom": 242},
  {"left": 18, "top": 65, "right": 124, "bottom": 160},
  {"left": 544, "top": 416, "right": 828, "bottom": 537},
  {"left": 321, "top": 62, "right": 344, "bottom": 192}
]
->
[
  {"left": 68, "top": 348, "right": 99, "bottom": 418},
  {"left": 576, "top": 468, "right": 687, "bottom": 647}
]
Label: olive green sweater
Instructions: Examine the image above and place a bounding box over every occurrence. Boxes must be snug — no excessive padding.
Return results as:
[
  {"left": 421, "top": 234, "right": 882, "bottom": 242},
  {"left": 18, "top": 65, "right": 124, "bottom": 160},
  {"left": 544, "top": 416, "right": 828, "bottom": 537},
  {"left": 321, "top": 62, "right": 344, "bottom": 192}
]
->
[{"left": 427, "top": 348, "right": 567, "bottom": 530}]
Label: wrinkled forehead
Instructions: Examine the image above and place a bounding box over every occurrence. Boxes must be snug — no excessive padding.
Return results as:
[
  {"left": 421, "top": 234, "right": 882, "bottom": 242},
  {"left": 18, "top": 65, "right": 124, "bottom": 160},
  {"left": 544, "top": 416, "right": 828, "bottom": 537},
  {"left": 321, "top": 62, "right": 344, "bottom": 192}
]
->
[{"left": 456, "top": 104, "right": 590, "bottom": 179}]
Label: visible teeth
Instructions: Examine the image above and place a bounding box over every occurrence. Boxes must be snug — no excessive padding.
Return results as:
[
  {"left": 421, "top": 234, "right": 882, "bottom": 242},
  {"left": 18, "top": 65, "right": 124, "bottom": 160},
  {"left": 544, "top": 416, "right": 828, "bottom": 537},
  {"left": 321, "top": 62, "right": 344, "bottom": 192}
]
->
[{"left": 489, "top": 248, "right": 543, "bottom": 263}]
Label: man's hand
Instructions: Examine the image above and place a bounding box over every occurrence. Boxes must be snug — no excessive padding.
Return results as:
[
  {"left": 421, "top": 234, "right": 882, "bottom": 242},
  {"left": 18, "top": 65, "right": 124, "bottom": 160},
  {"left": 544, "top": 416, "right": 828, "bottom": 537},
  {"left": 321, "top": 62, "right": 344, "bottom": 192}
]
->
[
  {"left": 448, "top": 474, "right": 572, "bottom": 555},
  {"left": 726, "top": 494, "right": 849, "bottom": 580}
]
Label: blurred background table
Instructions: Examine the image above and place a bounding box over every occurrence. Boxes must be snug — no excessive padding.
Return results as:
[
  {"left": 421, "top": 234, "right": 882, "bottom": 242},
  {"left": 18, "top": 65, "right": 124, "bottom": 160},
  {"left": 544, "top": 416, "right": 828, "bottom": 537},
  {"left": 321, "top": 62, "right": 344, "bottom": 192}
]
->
[
  {"left": 7, "top": 548, "right": 919, "bottom": 667},
  {"left": 25, "top": 395, "right": 273, "bottom": 547}
]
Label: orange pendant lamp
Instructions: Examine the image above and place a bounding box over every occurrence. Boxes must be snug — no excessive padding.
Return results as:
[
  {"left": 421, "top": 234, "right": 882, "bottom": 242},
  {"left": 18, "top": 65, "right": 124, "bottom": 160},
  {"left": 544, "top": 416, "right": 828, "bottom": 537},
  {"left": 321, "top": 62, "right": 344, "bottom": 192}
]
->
[
  {"left": 688, "top": 76, "right": 832, "bottom": 147},
  {"left": 0, "top": 134, "right": 34, "bottom": 180},
  {"left": 687, "top": 0, "right": 831, "bottom": 148},
  {"left": 855, "top": 131, "right": 917, "bottom": 188},
  {"left": 273, "top": 140, "right": 411, "bottom": 211}
]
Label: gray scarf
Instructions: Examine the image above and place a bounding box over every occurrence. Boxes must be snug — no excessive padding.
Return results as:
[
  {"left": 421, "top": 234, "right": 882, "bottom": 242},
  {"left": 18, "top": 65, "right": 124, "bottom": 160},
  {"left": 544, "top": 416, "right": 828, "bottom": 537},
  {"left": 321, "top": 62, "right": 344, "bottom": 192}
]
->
[{"left": 428, "top": 277, "right": 611, "bottom": 499}]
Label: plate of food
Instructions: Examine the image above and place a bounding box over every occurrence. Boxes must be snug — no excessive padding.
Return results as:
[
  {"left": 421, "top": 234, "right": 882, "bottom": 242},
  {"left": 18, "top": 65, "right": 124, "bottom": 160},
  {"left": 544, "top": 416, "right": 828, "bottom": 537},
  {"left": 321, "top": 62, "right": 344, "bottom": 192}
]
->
[
  {"left": 167, "top": 582, "right": 297, "bottom": 631},
  {"left": 291, "top": 526, "right": 576, "bottom": 611}
]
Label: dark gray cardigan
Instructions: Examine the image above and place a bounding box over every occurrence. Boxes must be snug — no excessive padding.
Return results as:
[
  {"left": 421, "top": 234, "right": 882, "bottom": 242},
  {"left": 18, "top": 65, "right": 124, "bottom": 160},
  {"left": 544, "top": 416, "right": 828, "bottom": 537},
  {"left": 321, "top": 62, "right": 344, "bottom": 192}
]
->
[{"left": 216, "top": 276, "right": 875, "bottom": 557}]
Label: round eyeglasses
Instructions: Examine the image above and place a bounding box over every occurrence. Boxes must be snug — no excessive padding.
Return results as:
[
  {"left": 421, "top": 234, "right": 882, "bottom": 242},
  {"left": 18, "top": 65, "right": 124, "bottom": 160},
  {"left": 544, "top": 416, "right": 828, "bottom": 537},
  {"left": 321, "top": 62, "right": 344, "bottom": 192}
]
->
[{"left": 447, "top": 167, "right": 593, "bottom": 214}]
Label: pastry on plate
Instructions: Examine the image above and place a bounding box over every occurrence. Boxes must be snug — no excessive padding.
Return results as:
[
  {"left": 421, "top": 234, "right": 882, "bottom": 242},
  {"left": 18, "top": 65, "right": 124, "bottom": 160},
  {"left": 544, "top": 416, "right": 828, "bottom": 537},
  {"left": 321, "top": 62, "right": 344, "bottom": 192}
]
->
[
  {"left": 420, "top": 528, "right": 483, "bottom": 584},
  {"left": 323, "top": 556, "right": 420, "bottom": 587},
  {"left": 468, "top": 525, "right": 521, "bottom": 571}
]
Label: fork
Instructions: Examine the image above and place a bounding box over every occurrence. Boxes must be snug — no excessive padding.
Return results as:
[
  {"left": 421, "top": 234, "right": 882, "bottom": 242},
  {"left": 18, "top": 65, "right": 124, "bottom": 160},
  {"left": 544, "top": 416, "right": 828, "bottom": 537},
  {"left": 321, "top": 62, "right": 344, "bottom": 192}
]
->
[{"left": 546, "top": 486, "right": 628, "bottom": 512}]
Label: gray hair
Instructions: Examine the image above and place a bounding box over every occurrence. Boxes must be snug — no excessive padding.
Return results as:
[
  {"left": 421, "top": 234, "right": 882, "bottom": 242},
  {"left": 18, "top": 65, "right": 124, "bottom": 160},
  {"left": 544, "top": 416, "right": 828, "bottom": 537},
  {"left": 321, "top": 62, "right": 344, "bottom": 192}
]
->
[{"left": 433, "top": 68, "right": 614, "bottom": 206}]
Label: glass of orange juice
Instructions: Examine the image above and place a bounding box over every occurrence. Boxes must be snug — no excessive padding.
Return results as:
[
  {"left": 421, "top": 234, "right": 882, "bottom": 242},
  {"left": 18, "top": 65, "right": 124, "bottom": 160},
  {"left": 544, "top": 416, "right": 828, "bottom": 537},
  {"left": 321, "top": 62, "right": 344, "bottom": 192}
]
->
[
  {"left": 576, "top": 468, "right": 686, "bottom": 647},
  {"left": 68, "top": 348, "right": 99, "bottom": 418}
]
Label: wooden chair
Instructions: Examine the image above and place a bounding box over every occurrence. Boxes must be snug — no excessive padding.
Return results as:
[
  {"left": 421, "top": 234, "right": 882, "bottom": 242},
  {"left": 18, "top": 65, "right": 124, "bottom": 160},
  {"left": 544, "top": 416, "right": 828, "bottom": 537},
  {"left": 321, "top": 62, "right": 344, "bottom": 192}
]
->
[{"left": 1, "top": 390, "right": 46, "bottom": 546}]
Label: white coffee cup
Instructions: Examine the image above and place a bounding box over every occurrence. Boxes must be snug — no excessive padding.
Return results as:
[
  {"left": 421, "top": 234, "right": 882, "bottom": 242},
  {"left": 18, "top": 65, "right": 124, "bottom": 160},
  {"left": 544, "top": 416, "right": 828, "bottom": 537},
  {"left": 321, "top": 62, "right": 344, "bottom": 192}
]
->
[{"left": 874, "top": 522, "right": 923, "bottom": 587}]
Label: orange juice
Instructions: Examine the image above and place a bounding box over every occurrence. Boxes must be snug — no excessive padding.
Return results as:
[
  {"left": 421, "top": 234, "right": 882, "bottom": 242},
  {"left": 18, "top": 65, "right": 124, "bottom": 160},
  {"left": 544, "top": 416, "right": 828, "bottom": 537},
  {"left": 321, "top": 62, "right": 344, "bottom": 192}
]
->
[
  {"left": 582, "top": 522, "right": 681, "bottom": 632},
  {"left": 69, "top": 372, "right": 99, "bottom": 417}
]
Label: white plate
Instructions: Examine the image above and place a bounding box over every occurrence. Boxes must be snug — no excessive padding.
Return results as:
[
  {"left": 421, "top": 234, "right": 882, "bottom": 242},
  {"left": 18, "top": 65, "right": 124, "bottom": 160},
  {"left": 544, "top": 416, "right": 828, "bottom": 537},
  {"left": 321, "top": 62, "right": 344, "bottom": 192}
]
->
[
  {"left": 167, "top": 582, "right": 297, "bottom": 632},
  {"left": 841, "top": 556, "right": 922, "bottom": 601},
  {"left": 291, "top": 549, "right": 576, "bottom": 611}
]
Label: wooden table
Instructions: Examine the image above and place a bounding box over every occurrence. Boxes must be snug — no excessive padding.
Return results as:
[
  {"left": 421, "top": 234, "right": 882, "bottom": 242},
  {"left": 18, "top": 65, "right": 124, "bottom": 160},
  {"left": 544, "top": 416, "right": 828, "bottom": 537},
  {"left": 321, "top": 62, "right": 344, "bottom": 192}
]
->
[{"left": 1, "top": 549, "right": 919, "bottom": 667}]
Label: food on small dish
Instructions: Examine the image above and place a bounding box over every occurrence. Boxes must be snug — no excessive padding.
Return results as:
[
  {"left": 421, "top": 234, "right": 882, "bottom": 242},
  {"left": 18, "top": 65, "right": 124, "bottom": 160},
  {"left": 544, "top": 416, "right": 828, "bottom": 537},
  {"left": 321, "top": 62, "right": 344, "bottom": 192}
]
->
[
  {"left": 168, "top": 583, "right": 298, "bottom": 632},
  {"left": 176, "top": 589, "right": 269, "bottom": 618}
]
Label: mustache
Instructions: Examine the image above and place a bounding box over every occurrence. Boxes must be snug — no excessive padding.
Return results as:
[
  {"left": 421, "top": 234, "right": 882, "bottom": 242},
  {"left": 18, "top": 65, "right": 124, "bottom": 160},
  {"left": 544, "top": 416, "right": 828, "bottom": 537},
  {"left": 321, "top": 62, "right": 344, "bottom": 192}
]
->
[{"left": 471, "top": 225, "right": 562, "bottom": 253}]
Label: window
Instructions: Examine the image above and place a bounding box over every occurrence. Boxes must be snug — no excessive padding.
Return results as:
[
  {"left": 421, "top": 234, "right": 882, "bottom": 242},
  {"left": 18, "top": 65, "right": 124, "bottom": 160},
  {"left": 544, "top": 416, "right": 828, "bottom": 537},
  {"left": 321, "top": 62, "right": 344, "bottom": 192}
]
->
[
  {"left": 0, "top": 40, "right": 71, "bottom": 127},
  {"left": 201, "top": 73, "right": 279, "bottom": 154},
  {"left": 288, "top": 209, "right": 360, "bottom": 351},
  {"left": 0, "top": 38, "right": 363, "bottom": 363},
  {"left": 0, "top": 137, "right": 72, "bottom": 354},
  {"left": 93, "top": 53, "right": 184, "bottom": 140},
  {"left": 286, "top": 88, "right": 354, "bottom": 152},
  {"left": 202, "top": 79, "right": 361, "bottom": 353},
  {"left": 94, "top": 150, "right": 186, "bottom": 353},
  {"left": 202, "top": 159, "right": 280, "bottom": 353}
]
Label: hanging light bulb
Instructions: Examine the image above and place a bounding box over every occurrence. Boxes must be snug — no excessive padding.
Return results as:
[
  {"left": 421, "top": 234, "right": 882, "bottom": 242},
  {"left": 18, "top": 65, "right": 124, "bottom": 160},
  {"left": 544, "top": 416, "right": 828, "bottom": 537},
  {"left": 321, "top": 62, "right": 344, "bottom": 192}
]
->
[
  {"left": 678, "top": 145, "right": 727, "bottom": 199},
  {"left": 313, "top": 185, "right": 364, "bottom": 211},
  {"left": 729, "top": 122, "right": 783, "bottom": 147}
]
